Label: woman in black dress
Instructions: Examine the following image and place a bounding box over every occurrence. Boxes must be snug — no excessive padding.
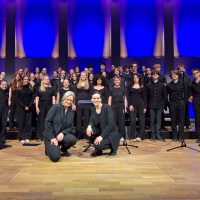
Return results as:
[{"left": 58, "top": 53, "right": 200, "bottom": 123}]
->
[
  {"left": 127, "top": 73, "right": 147, "bottom": 141},
  {"left": 88, "top": 73, "right": 94, "bottom": 85},
  {"left": 87, "top": 91, "right": 119, "bottom": 156},
  {"left": 44, "top": 91, "right": 77, "bottom": 162},
  {"left": 108, "top": 76, "right": 127, "bottom": 141},
  {"left": 35, "top": 76, "right": 56, "bottom": 141},
  {"left": 16, "top": 76, "right": 34, "bottom": 143},
  {"left": 109, "top": 68, "right": 125, "bottom": 89},
  {"left": 75, "top": 71, "right": 93, "bottom": 139},
  {"left": 9, "top": 73, "right": 22, "bottom": 130},
  {"left": 34, "top": 67, "right": 40, "bottom": 80},
  {"left": 93, "top": 74, "right": 108, "bottom": 104}
]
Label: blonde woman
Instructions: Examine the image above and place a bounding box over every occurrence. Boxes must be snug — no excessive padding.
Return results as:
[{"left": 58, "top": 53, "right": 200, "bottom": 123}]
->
[
  {"left": 43, "top": 91, "right": 77, "bottom": 162},
  {"left": 75, "top": 71, "right": 93, "bottom": 139},
  {"left": 35, "top": 76, "right": 56, "bottom": 141}
]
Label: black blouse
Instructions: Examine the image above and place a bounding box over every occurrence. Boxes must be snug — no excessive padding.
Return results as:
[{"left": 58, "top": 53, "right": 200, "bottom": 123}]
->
[
  {"left": 35, "top": 87, "right": 56, "bottom": 101},
  {"left": 108, "top": 87, "right": 124, "bottom": 102},
  {"left": 94, "top": 86, "right": 108, "bottom": 104},
  {"left": 16, "top": 84, "right": 34, "bottom": 108},
  {"left": 127, "top": 86, "right": 147, "bottom": 108}
]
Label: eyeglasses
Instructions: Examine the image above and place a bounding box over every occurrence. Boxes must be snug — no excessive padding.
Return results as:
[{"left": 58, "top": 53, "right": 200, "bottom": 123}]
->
[{"left": 192, "top": 72, "right": 199, "bottom": 75}]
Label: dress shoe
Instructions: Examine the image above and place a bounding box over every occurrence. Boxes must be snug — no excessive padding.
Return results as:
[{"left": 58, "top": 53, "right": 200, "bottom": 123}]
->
[
  {"left": 109, "top": 150, "right": 117, "bottom": 156},
  {"left": 150, "top": 136, "right": 155, "bottom": 142},
  {"left": 172, "top": 137, "right": 178, "bottom": 141},
  {"left": 157, "top": 136, "right": 165, "bottom": 142},
  {"left": 196, "top": 138, "right": 200, "bottom": 143},
  {"left": 91, "top": 150, "right": 102, "bottom": 157},
  {"left": 63, "top": 151, "right": 71, "bottom": 157}
]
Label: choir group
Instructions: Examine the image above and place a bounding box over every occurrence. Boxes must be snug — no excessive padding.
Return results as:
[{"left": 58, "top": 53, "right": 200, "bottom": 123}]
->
[{"left": 0, "top": 63, "right": 200, "bottom": 161}]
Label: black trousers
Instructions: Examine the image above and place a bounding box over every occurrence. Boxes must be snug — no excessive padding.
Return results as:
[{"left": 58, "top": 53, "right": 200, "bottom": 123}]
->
[
  {"left": 37, "top": 101, "right": 52, "bottom": 139},
  {"left": 9, "top": 96, "right": 18, "bottom": 129},
  {"left": 129, "top": 103, "right": 145, "bottom": 139},
  {"left": 32, "top": 104, "right": 37, "bottom": 128},
  {"left": 44, "top": 133, "right": 77, "bottom": 162},
  {"left": 17, "top": 106, "right": 33, "bottom": 141},
  {"left": 149, "top": 108, "right": 162, "bottom": 137},
  {"left": 89, "top": 127, "right": 112, "bottom": 151},
  {"left": 184, "top": 101, "right": 191, "bottom": 127},
  {"left": 111, "top": 102, "right": 125, "bottom": 138},
  {"left": 0, "top": 105, "right": 8, "bottom": 143},
  {"left": 193, "top": 101, "right": 200, "bottom": 138},
  {"left": 76, "top": 107, "right": 90, "bottom": 139},
  {"left": 169, "top": 101, "right": 184, "bottom": 139}
]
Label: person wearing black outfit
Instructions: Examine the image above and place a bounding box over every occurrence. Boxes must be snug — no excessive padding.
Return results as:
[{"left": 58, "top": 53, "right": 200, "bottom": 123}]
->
[
  {"left": 127, "top": 73, "right": 147, "bottom": 141},
  {"left": 88, "top": 65, "right": 95, "bottom": 75},
  {"left": 108, "top": 76, "right": 127, "bottom": 142},
  {"left": 86, "top": 91, "right": 119, "bottom": 156},
  {"left": 153, "top": 64, "right": 167, "bottom": 85},
  {"left": 0, "top": 81, "right": 10, "bottom": 144},
  {"left": 75, "top": 66, "right": 81, "bottom": 80},
  {"left": 93, "top": 74, "right": 108, "bottom": 104},
  {"left": 141, "top": 65, "right": 147, "bottom": 78},
  {"left": 109, "top": 65, "right": 115, "bottom": 80},
  {"left": 188, "top": 68, "right": 200, "bottom": 143},
  {"left": 88, "top": 73, "right": 94, "bottom": 85},
  {"left": 50, "top": 71, "right": 58, "bottom": 88},
  {"left": 166, "top": 70, "right": 184, "bottom": 142},
  {"left": 54, "top": 70, "right": 66, "bottom": 94},
  {"left": 43, "top": 91, "right": 77, "bottom": 162},
  {"left": 34, "top": 67, "right": 40, "bottom": 80},
  {"left": 127, "top": 63, "right": 139, "bottom": 87},
  {"left": 109, "top": 68, "right": 125, "bottom": 89},
  {"left": 146, "top": 70, "right": 166, "bottom": 142},
  {"left": 8, "top": 73, "right": 22, "bottom": 130},
  {"left": 144, "top": 68, "right": 152, "bottom": 85},
  {"left": 0, "top": 72, "right": 6, "bottom": 84},
  {"left": 96, "top": 63, "right": 109, "bottom": 79},
  {"left": 34, "top": 73, "right": 44, "bottom": 90},
  {"left": 75, "top": 71, "right": 93, "bottom": 139},
  {"left": 35, "top": 76, "right": 56, "bottom": 141},
  {"left": 16, "top": 76, "right": 34, "bottom": 143},
  {"left": 178, "top": 65, "right": 192, "bottom": 129}
]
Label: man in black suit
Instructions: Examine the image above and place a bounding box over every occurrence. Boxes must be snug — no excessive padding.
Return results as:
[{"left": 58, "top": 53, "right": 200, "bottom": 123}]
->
[{"left": 178, "top": 65, "right": 192, "bottom": 129}]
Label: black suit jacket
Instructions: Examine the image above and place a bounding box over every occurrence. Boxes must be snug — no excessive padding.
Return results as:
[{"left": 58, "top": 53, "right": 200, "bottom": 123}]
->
[
  {"left": 89, "top": 104, "right": 119, "bottom": 151},
  {"left": 43, "top": 104, "right": 75, "bottom": 140}
]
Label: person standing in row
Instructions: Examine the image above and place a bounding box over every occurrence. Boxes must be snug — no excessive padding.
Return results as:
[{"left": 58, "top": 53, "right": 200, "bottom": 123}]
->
[
  {"left": 146, "top": 70, "right": 166, "bottom": 142},
  {"left": 9, "top": 73, "right": 22, "bottom": 130},
  {"left": 34, "top": 73, "right": 44, "bottom": 90},
  {"left": 87, "top": 91, "right": 119, "bottom": 156},
  {"left": 75, "top": 71, "right": 93, "bottom": 139},
  {"left": 54, "top": 70, "right": 66, "bottom": 94},
  {"left": 109, "top": 68, "right": 125, "bottom": 89},
  {"left": 88, "top": 73, "right": 94, "bottom": 85},
  {"left": 178, "top": 65, "right": 192, "bottom": 129},
  {"left": 96, "top": 63, "right": 109, "bottom": 79},
  {"left": 50, "top": 71, "right": 58, "bottom": 88},
  {"left": 0, "top": 72, "right": 6, "bottom": 84},
  {"left": 35, "top": 76, "right": 56, "bottom": 141},
  {"left": 44, "top": 91, "right": 77, "bottom": 162},
  {"left": 88, "top": 65, "right": 95, "bottom": 75},
  {"left": 93, "top": 75, "right": 108, "bottom": 104},
  {"left": 0, "top": 81, "right": 10, "bottom": 144},
  {"left": 108, "top": 76, "right": 127, "bottom": 141},
  {"left": 16, "top": 76, "right": 34, "bottom": 143},
  {"left": 75, "top": 66, "right": 80, "bottom": 79},
  {"left": 144, "top": 68, "right": 152, "bottom": 85},
  {"left": 57, "top": 79, "right": 72, "bottom": 103},
  {"left": 127, "top": 73, "right": 147, "bottom": 141},
  {"left": 166, "top": 70, "right": 184, "bottom": 142},
  {"left": 34, "top": 67, "right": 40, "bottom": 80},
  {"left": 188, "top": 68, "right": 200, "bottom": 143}
]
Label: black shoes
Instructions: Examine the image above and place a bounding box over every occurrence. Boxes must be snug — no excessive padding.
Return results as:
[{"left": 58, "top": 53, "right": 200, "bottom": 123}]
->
[
  {"left": 91, "top": 150, "right": 102, "bottom": 157},
  {"left": 172, "top": 137, "right": 178, "bottom": 141},
  {"left": 196, "top": 138, "right": 200, "bottom": 143},
  {"left": 63, "top": 151, "right": 71, "bottom": 157},
  {"left": 109, "top": 150, "right": 117, "bottom": 156},
  {"left": 150, "top": 136, "right": 155, "bottom": 142},
  {"left": 157, "top": 136, "right": 165, "bottom": 142}
]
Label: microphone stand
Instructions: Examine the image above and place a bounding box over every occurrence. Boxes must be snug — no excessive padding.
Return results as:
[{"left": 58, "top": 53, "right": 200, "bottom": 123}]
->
[
  {"left": 119, "top": 72, "right": 138, "bottom": 154},
  {"left": 58, "top": 72, "right": 61, "bottom": 104},
  {"left": 166, "top": 71, "right": 200, "bottom": 152}
]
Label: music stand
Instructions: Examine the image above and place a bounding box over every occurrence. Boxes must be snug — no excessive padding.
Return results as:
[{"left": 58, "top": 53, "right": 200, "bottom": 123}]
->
[{"left": 76, "top": 100, "right": 94, "bottom": 152}]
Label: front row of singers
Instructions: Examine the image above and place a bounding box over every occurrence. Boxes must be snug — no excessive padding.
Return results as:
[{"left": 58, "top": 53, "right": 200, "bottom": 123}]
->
[{"left": 0, "top": 68, "right": 200, "bottom": 162}]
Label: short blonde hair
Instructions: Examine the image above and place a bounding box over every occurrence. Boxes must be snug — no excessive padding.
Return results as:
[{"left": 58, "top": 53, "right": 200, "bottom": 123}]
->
[
  {"left": 61, "top": 91, "right": 76, "bottom": 106},
  {"left": 153, "top": 64, "right": 161, "bottom": 69}
]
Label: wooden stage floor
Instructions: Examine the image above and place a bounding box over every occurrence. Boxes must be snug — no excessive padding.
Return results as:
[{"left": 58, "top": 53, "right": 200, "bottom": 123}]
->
[{"left": 1, "top": 139, "right": 200, "bottom": 200}]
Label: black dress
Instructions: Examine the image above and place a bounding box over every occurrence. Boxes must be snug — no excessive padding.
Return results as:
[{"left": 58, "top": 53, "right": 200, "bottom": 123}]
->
[{"left": 35, "top": 87, "right": 56, "bottom": 140}]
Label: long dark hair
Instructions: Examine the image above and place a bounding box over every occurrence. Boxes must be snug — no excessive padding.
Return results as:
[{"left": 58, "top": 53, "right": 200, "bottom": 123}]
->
[
  {"left": 130, "top": 73, "right": 143, "bottom": 88},
  {"left": 18, "top": 76, "right": 33, "bottom": 91}
]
